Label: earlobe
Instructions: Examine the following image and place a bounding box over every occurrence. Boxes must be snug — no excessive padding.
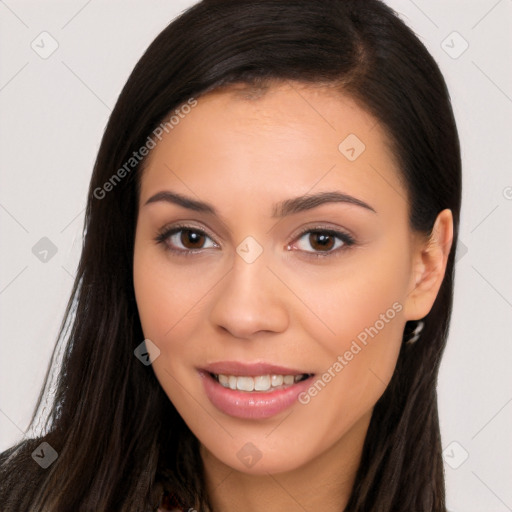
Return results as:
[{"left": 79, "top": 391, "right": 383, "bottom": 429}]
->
[{"left": 403, "top": 209, "right": 454, "bottom": 321}]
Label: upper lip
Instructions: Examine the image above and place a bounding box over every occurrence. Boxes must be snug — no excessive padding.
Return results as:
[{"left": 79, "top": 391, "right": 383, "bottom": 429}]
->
[{"left": 201, "top": 361, "right": 313, "bottom": 377}]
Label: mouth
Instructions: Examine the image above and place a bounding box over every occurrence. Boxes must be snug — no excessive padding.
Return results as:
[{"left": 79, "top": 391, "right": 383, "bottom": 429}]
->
[
  {"left": 198, "top": 362, "right": 316, "bottom": 419},
  {"left": 209, "top": 372, "right": 313, "bottom": 392}
]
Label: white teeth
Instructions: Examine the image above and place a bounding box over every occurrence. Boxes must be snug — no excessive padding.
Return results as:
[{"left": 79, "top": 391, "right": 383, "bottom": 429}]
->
[
  {"left": 236, "top": 376, "right": 254, "bottom": 392},
  {"left": 283, "top": 375, "right": 295, "bottom": 385},
  {"left": 214, "top": 373, "right": 309, "bottom": 392},
  {"left": 271, "top": 375, "right": 284, "bottom": 386},
  {"left": 254, "top": 375, "right": 271, "bottom": 391}
]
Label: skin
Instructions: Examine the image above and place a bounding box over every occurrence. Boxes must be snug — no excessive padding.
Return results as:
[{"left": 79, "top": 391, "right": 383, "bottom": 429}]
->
[{"left": 133, "top": 81, "right": 453, "bottom": 512}]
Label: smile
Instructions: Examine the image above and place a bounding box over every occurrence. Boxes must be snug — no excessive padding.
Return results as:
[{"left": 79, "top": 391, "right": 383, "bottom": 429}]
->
[
  {"left": 199, "top": 362, "right": 315, "bottom": 419},
  {"left": 211, "top": 373, "right": 311, "bottom": 392}
]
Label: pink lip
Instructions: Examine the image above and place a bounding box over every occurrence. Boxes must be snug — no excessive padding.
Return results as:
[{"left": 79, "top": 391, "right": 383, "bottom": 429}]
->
[
  {"left": 198, "top": 362, "right": 314, "bottom": 419},
  {"left": 201, "top": 361, "right": 310, "bottom": 376}
]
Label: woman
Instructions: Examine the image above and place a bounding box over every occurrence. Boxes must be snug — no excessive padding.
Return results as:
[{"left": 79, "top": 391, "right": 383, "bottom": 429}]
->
[{"left": 0, "top": 0, "right": 461, "bottom": 510}]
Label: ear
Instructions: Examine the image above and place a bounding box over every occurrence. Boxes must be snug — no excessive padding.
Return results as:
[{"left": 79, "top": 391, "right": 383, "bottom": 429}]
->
[{"left": 403, "top": 209, "right": 454, "bottom": 321}]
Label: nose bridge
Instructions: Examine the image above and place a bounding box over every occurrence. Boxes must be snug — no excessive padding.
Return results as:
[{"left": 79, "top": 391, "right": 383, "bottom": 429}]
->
[
  {"left": 227, "top": 233, "right": 271, "bottom": 293},
  {"left": 209, "top": 238, "right": 289, "bottom": 337}
]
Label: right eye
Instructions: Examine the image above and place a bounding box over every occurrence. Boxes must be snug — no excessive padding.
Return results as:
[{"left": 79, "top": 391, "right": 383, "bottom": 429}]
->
[{"left": 155, "top": 225, "right": 219, "bottom": 255}]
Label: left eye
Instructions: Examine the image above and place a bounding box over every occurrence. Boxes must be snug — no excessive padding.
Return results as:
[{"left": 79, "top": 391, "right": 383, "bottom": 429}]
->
[
  {"left": 158, "top": 227, "right": 218, "bottom": 252},
  {"left": 292, "top": 229, "right": 354, "bottom": 253}
]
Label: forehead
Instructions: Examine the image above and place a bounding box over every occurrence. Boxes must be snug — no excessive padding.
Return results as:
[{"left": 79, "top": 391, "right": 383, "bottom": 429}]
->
[{"left": 139, "top": 82, "right": 407, "bottom": 221}]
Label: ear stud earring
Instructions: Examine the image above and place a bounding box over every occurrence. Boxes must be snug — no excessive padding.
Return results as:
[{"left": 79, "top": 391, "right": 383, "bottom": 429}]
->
[{"left": 406, "top": 320, "right": 425, "bottom": 345}]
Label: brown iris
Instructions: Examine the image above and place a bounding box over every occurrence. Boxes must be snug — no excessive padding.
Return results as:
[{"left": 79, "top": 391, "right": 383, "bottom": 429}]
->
[
  {"left": 180, "top": 229, "right": 206, "bottom": 249},
  {"left": 308, "top": 232, "right": 335, "bottom": 251}
]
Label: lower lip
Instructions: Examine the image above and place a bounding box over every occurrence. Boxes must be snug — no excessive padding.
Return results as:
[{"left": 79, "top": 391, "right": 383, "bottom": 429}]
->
[{"left": 199, "top": 371, "right": 314, "bottom": 420}]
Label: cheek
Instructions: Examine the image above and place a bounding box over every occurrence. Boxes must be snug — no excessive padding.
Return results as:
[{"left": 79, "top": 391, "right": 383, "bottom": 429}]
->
[
  {"left": 133, "top": 240, "right": 214, "bottom": 340},
  {"left": 133, "top": 247, "right": 203, "bottom": 407},
  {"left": 288, "top": 247, "right": 408, "bottom": 405},
  {"left": 133, "top": 241, "right": 225, "bottom": 402}
]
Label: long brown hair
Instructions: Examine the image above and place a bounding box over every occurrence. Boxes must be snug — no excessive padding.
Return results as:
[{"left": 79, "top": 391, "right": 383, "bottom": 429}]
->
[{"left": 0, "top": 1, "right": 461, "bottom": 510}]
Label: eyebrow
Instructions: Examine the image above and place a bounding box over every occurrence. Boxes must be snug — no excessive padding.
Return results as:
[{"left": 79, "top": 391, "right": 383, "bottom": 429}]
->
[{"left": 143, "top": 190, "right": 376, "bottom": 216}]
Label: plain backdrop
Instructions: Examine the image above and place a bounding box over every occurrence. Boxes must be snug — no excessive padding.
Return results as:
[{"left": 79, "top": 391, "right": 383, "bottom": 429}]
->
[{"left": 1, "top": 1, "right": 511, "bottom": 511}]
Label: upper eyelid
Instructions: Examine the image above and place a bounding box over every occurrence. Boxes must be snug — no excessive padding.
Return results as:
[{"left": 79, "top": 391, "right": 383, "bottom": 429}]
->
[
  {"left": 294, "top": 225, "right": 353, "bottom": 237},
  {"left": 160, "top": 222, "right": 219, "bottom": 242},
  {"left": 159, "top": 222, "right": 353, "bottom": 239}
]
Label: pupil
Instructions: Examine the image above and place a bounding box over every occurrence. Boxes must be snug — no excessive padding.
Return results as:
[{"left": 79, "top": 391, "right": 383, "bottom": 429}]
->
[
  {"left": 310, "top": 232, "right": 334, "bottom": 251},
  {"left": 181, "top": 229, "right": 204, "bottom": 248}
]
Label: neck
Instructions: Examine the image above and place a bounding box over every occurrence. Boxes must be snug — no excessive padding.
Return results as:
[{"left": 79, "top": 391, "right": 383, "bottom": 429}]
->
[{"left": 200, "top": 411, "right": 372, "bottom": 512}]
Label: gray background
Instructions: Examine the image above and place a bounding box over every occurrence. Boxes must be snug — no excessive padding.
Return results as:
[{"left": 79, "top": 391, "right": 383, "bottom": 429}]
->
[{"left": 1, "top": 1, "right": 511, "bottom": 510}]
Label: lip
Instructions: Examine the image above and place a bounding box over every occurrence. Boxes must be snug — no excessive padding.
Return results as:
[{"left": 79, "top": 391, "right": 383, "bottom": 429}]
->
[
  {"left": 201, "top": 361, "right": 310, "bottom": 377},
  {"left": 198, "top": 361, "right": 315, "bottom": 420}
]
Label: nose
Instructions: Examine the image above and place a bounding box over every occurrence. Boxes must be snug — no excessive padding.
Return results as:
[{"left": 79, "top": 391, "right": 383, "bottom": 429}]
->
[{"left": 208, "top": 252, "right": 289, "bottom": 339}]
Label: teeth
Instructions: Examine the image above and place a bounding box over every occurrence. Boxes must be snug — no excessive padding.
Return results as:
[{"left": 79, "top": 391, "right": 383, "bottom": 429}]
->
[
  {"left": 236, "top": 376, "right": 254, "bottom": 392},
  {"left": 271, "top": 375, "right": 283, "bottom": 386},
  {"left": 213, "top": 373, "right": 309, "bottom": 392},
  {"left": 283, "top": 375, "right": 295, "bottom": 385},
  {"left": 254, "top": 375, "right": 270, "bottom": 391}
]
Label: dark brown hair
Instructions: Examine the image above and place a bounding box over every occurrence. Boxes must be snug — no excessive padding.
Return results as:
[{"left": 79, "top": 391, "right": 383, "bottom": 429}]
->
[{"left": 0, "top": 0, "right": 461, "bottom": 510}]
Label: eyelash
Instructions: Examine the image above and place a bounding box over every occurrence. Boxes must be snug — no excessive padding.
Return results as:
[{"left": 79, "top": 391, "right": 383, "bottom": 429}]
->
[{"left": 154, "top": 223, "right": 356, "bottom": 259}]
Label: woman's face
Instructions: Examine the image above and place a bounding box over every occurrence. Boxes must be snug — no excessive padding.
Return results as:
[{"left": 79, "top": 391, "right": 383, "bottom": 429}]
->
[{"left": 133, "top": 82, "right": 442, "bottom": 475}]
